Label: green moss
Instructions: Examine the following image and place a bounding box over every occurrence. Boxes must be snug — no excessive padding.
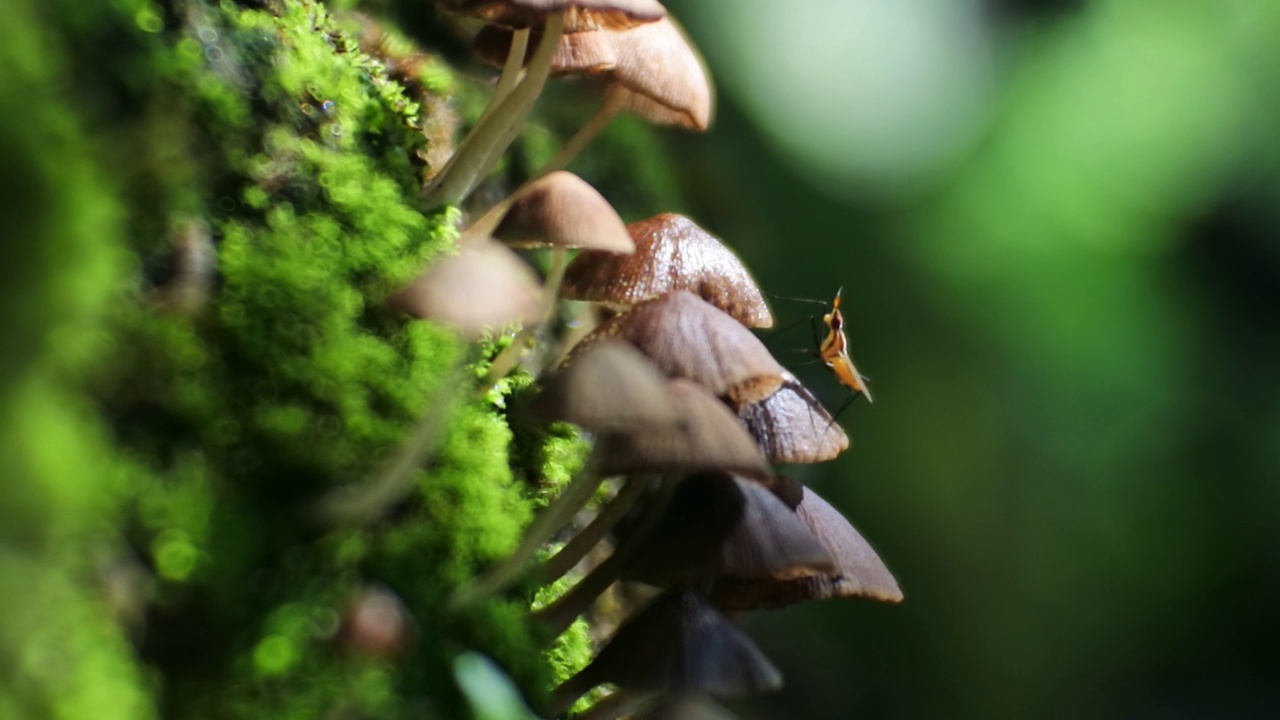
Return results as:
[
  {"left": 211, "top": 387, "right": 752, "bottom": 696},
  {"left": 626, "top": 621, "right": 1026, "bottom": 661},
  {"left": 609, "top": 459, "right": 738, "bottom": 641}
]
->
[
  {"left": 1, "top": 0, "right": 685, "bottom": 716},
  {"left": 0, "top": 551, "right": 156, "bottom": 720}
]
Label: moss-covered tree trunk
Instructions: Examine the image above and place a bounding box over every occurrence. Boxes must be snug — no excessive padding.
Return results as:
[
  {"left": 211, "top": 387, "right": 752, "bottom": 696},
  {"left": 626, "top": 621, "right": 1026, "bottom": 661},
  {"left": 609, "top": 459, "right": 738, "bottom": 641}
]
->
[{"left": 0, "top": 1, "right": 672, "bottom": 716}]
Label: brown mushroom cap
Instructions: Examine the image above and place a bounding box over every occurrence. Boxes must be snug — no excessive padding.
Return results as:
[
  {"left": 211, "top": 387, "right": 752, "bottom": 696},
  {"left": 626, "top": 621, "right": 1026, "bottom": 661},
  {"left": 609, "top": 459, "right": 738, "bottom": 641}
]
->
[
  {"left": 573, "top": 290, "right": 784, "bottom": 403},
  {"left": 389, "top": 239, "right": 541, "bottom": 340},
  {"left": 625, "top": 474, "right": 834, "bottom": 586},
  {"left": 444, "top": 0, "right": 666, "bottom": 31},
  {"left": 599, "top": 379, "right": 771, "bottom": 478},
  {"left": 608, "top": 16, "right": 714, "bottom": 131},
  {"left": 733, "top": 372, "right": 851, "bottom": 464},
  {"left": 563, "top": 214, "right": 772, "bottom": 328},
  {"left": 491, "top": 171, "right": 633, "bottom": 252},
  {"left": 473, "top": 24, "right": 618, "bottom": 75},
  {"left": 534, "top": 339, "right": 679, "bottom": 433},
  {"left": 564, "top": 590, "right": 783, "bottom": 698},
  {"left": 711, "top": 485, "right": 903, "bottom": 610},
  {"left": 472, "top": 16, "right": 712, "bottom": 131}
]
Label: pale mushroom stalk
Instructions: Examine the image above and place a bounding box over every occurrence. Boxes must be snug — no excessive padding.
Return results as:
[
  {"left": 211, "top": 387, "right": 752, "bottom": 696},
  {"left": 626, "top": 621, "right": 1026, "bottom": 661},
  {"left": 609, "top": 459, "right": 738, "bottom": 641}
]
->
[
  {"left": 480, "top": 28, "right": 530, "bottom": 126},
  {"left": 450, "top": 448, "right": 607, "bottom": 608},
  {"left": 461, "top": 85, "right": 627, "bottom": 242},
  {"left": 423, "top": 12, "right": 566, "bottom": 208},
  {"left": 540, "top": 85, "right": 628, "bottom": 174},
  {"left": 534, "top": 476, "right": 678, "bottom": 637},
  {"left": 428, "top": 29, "right": 530, "bottom": 188},
  {"left": 541, "top": 473, "right": 651, "bottom": 582}
]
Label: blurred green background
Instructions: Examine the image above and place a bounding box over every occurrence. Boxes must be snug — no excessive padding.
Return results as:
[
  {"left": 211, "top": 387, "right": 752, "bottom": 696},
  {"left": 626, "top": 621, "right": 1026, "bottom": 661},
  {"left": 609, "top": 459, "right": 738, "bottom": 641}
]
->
[{"left": 653, "top": 0, "right": 1280, "bottom": 717}]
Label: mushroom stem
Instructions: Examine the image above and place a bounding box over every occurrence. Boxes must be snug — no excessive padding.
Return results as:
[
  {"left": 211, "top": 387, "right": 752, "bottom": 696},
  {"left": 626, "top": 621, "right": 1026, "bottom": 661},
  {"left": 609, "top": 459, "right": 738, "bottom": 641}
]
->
[
  {"left": 450, "top": 448, "right": 606, "bottom": 608},
  {"left": 480, "top": 28, "right": 530, "bottom": 126},
  {"left": 479, "top": 244, "right": 569, "bottom": 385},
  {"left": 428, "top": 29, "right": 531, "bottom": 188},
  {"left": 535, "top": 477, "right": 678, "bottom": 637},
  {"left": 540, "top": 87, "right": 627, "bottom": 175},
  {"left": 423, "top": 12, "right": 565, "bottom": 209},
  {"left": 541, "top": 474, "right": 651, "bottom": 583},
  {"left": 459, "top": 88, "right": 627, "bottom": 244}
]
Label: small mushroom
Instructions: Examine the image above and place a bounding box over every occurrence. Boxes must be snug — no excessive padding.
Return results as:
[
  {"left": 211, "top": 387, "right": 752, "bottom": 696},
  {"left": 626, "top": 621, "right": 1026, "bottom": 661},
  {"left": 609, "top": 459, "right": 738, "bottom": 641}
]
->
[
  {"left": 456, "top": 378, "right": 765, "bottom": 608},
  {"left": 711, "top": 485, "right": 903, "bottom": 611},
  {"left": 389, "top": 238, "right": 541, "bottom": 340},
  {"left": 573, "top": 291, "right": 785, "bottom": 404},
  {"left": 551, "top": 590, "right": 783, "bottom": 715},
  {"left": 426, "top": 1, "right": 668, "bottom": 207},
  {"left": 549, "top": 15, "right": 714, "bottom": 172},
  {"left": 472, "top": 171, "right": 631, "bottom": 383},
  {"left": 534, "top": 338, "right": 679, "bottom": 434},
  {"left": 562, "top": 213, "right": 773, "bottom": 328},
  {"left": 491, "top": 171, "right": 633, "bottom": 253},
  {"left": 732, "top": 372, "right": 850, "bottom": 463},
  {"left": 444, "top": 0, "right": 666, "bottom": 31},
  {"left": 534, "top": 380, "right": 772, "bottom": 604},
  {"left": 599, "top": 379, "right": 771, "bottom": 478},
  {"left": 625, "top": 473, "right": 834, "bottom": 587},
  {"left": 473, "top": 23, "right": 618, "bottom": 76}
]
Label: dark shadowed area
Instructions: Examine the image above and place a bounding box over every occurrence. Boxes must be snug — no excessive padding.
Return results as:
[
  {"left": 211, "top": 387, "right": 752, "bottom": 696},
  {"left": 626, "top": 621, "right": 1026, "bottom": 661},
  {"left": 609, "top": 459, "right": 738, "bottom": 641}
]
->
[{"left": 657, "top": 0, "right": 1280, "bottom": 717}]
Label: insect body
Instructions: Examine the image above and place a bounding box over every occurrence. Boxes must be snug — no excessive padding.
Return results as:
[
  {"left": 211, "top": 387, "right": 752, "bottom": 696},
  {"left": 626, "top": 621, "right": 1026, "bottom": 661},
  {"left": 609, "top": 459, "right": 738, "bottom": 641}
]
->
[{"left": 818, "top": 289, "right": 873, "bottom": 404}]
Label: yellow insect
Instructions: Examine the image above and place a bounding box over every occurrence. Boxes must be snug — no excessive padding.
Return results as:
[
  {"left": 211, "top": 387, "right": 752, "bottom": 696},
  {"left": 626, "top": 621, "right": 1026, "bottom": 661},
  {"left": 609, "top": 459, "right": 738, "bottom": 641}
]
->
[{"left": 818, "top": 288, "right": 873, "bottom": 405}]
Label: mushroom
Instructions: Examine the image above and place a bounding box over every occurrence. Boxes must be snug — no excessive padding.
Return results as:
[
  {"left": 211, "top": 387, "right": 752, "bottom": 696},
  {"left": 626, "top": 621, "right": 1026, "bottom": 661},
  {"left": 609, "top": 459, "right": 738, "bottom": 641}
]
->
[
  {"left": 473, "top": 22, "right": 619, "bottom": 78},
  {"left": 491, "top": 171, "right": 633, "bottom": 253},
  {"left": 443, "top": 0, "right": 665, "bottom": 31},
  {"left": 389, "top": 237, "right": 541, "bottom": 340},
  {"left": 424, "top": 1, "right": 666, "bottom": 207},
  {"left": 550, "top": 590, "right": 783, "bottom": 716},
  {"left": 532, "top": 338, "right": 678, "bottom": 434},
  {"left": 624, "top": 473, "right": 834, "bottom": 588},
  {"left": 454, "top": 377, "right": 767, "bottom": 609},
  {"left": 732, "top": 372, "right": 850, "bottom": 464},
  {"left": 573, "top": 290, "right": 785, "bottom": 404},
  {"left": 562, "top": 213, "right": 773, "bottom": 328},
  {"left": 534, "top": 380, "right": 773, "bottom": 629},
  {"left": 478, "top": 171, "right": 633, "bottom": 382},
  {"left": 711, "top": 485, "right": 903, "bottom": 611},
  {"left": 472, "top": 15, "right": 713, "bottom": 179},
  {"left": 597, "top": 379, "right": 771, "bottom": 477}
]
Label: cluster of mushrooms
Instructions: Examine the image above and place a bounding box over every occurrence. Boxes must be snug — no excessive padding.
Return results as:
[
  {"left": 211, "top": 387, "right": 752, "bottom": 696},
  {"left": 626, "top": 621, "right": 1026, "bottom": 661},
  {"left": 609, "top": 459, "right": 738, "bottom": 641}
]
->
[{"left": 394, "top": 2, "right": 904, "bottom": 719}]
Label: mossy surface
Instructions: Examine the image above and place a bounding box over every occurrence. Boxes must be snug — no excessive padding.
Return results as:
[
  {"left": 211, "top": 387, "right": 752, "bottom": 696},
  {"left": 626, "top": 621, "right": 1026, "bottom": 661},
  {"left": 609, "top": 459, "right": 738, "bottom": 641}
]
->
[{"left": 0, "top": 0, "right": 686, "bottom": 716}]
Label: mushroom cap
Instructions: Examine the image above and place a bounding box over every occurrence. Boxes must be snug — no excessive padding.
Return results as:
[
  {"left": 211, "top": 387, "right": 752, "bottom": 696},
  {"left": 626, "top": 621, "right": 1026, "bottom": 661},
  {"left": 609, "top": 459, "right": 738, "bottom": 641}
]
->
[
  {"left": 473, "top": 24, "right": 618, "bottom": 76},
  {"left": 562, "top": 214, "right": 772, "bottom": 328},
  {"left": 609, "top": 17, "right": 714, "bottom": 131},
  {"left": 733, "top": 372, "right": 850, "bottom": 464},
  {"left": 389, "top": 239, "right": 541, "bottom": 340},
  {"left": 492, "top": 171, "right": 634, "bottom": 252},
  {"left": 573, "top": 590, "right": 783, "bottom": 698},
  {"left": 534, "top": 339, "right": 679, "bottom": 434},
  {"left": 598, "top": 380, "right": 771, "bottom": 478},
  {"left": 444, "top": 0, "right": 666, "bottom": 31},
  {"left": 471, "top": 16, "right": 713, "bottom": 130},
  {"left": 711, "top": 486, "right": 903, "bottom": 610},
  {"left": 572, "top": 291, "right": 784, "bottom": 403},
  {"left": 626, "top": 474, "right": 834, "bottom": 587}
]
